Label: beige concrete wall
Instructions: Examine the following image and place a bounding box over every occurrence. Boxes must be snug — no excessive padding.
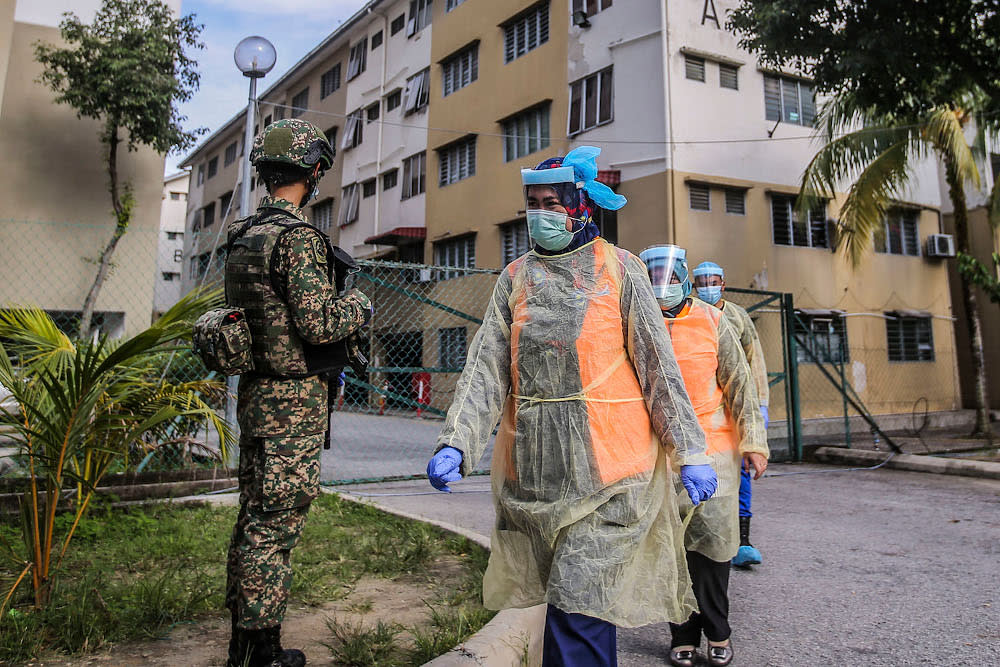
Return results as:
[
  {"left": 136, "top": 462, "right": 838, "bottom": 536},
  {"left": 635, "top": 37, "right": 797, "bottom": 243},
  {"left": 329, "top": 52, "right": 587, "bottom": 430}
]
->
[
  {"left": 0, "top": 0, "right": 15, "bottom": 112},
  {"left": 943, "top": 206, "right": 1000, "bottom": 409},
  {"left": 0, "top": 20, "right": 165, "bottom": 337},
  {"left": 425, "top": 0, "right": 571, "bottom": 269}
]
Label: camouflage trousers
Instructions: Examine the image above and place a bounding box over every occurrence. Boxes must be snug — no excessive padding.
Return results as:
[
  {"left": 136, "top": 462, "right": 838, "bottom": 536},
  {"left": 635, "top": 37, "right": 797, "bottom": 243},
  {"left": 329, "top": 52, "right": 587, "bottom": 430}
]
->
[{"left": 225, "top": 431, "right": 323, "bottom": 630}]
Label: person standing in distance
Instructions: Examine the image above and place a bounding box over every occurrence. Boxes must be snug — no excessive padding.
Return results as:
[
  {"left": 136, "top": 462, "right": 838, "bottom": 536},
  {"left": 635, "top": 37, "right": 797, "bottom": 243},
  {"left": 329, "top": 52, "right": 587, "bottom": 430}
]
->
[
  {"left": 224, "top": 119, "right": 372, "bottom": 667},
  {"left": 692, "top": 261, "right": 769, "bottom": 568}
]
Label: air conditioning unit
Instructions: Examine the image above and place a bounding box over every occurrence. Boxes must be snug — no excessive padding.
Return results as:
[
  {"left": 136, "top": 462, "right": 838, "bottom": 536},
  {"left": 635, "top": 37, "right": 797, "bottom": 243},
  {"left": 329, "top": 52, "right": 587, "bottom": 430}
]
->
[
  {"left": 925, "top": 234, "right": 956, "bottom": 258},
  {"left": 571, "top": 10, "right": 591, "bottom": 28}
]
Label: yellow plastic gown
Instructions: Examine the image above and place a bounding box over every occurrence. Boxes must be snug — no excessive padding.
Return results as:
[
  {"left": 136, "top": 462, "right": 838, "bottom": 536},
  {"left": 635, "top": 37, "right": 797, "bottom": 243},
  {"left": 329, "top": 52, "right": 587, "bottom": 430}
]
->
[
  {"left": 665, "top": 298, "right": 768, "bottom": 563},
  {"left": 720, "top": 300, "right": 769, "bottom": 407},
  {"left": 436, "top": 239, "right": 709, "bottom": 628}
]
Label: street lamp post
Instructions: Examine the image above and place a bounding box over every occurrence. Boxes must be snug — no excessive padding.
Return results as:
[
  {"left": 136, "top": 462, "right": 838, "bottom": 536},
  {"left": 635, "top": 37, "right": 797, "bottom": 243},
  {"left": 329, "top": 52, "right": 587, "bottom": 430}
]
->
[{"left": 227, "top": 36, "right": 276, "bottom": 432}]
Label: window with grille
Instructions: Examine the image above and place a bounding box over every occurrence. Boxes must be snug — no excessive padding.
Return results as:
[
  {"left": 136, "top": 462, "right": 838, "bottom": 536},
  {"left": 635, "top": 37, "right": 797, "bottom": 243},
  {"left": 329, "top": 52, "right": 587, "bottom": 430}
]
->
[
  {"left": 339, "top": 184, "right": 360, "bottom": 226},
  {"left": 371, "top": 30, "right": 383, "bottom": 49},
  {"left": 503, "top": 2, "right": 549, "bottom": 64},
  {"left": 442, "top": 44, "right": 478, "bottom": 96},
  {"left": 202, "top": 202, "right": 216, "bottom": 227},
  {"left": 764, "top": 74, "right": 815, "bottom": 126},
  {"left": 771, "top": 194, "right": 828, "bottom": 248},
  {"left": 795, "top": 312, "right": 848, "bottom": 364},
  {"left": 386, "top": 89, "right": 402, "bottom": 111},
  {"left": 719, "top": 63, "right": 739, "bottom": 90},
  {"left": 404, "top": 69, "right": 430, "bottom": 114},
  {"left": 724, "top": 188, "right": 746, "bottom": 215},
  {"left": 435, "top": 235, "right": 476, "bottom": 279},
  {"left": 501, "top": 221, "right": 530, "bottom": 265},
  {"left": 321, "top": 64, "right": 341, "bottom": 98},
  {"left": 402, "top": 152, "right": 426, "bottom": 199},
  {"left": 568, "top": 67, "right": 613, "bottom": 135},
  {"left": 197, "top": 252, "right": 211, "bottom": 279},
  {"left": 383, "top": 169, "right": 398, "bottom": 190},
  {"left": 347, "top": 38, "right": 367, "bottom": 81},
  {"left": 685, "top": 55, "right": 705, "bottom": 82},
  {"left": 367, "top": 102, "right": 380, "bottom": 123},
  {"left": 886, "top": 314, "right": 934, "bottom": 362},
  {"left": 325, "top": 126, "right": 338, "bottom": 148},
  {"left": 391, "top": 14, "right": 405, "bottom": 35},
  {"left": 873, "top": 208, "right": 920, "bottom": 256},
  {"left": 362, "top": 179, "right": 377, "bottom": 198},
  {"left": 274, "top": 106, "right": 285, "bottom": 121},
  {"left": 439, "top": 327, "right": 467, "bottom": 367},
  {"left": 197, "top": 164, "right": 205, "bottom": 186},
  {"left": 312, "top": 199, "right": 333, "bottom": 232},
  {"left": 340, "top": 110, "right": 363, "bottom": 150},
  {"left": 291, "top": 87, "right": 309, "bottom": 117},
  {"left": 407, "top": 0, "right": 433, "bottom": 36},
  {"left": 446, "top": 0, "right": 466, "bottom": 10},
  {"left": 503, "top": 104, "right": 550, "bottom": 162},
  {"left": 689, "top": 183, "right": 710, "bottom": 211},
  {"left": 572, "top": 0, "right": 613, "bottom": 14},
  {"left": 219, "top": 191, "right": 233, "bottom": 219},
  {"left": 224, "top": 141, "right": 238, "bottom": 166},
  {"left": 207, "top": 157, "right": 218, "bottom": 179},
  {"left": 438, "top": 137, "right": 476, "bottom": 186}
]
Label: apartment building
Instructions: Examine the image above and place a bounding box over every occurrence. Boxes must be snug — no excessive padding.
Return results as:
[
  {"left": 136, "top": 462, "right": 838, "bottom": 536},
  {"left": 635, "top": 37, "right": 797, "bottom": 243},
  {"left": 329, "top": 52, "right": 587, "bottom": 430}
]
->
[
  {"left": 179, "top": 0, "right": 961, "bottom": 419},
  {"left": 0, "top": 0, "right": 172, "bottom": 337},
  {"left": 153, "top": 172, "right": 189, "bottom": 320}
]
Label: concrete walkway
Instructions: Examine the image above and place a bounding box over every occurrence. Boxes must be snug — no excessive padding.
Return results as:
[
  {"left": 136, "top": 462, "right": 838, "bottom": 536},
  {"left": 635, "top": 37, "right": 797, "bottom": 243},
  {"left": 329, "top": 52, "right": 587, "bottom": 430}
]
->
[{"left": 341, "top": 462, "right": 1000, "bottom": 666}]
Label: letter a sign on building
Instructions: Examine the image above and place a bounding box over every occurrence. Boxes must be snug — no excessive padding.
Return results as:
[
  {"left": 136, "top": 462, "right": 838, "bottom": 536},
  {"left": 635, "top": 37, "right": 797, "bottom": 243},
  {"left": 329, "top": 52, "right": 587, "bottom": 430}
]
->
[{"left": 702, "top": 0, "right": 721, "bottom": 28}]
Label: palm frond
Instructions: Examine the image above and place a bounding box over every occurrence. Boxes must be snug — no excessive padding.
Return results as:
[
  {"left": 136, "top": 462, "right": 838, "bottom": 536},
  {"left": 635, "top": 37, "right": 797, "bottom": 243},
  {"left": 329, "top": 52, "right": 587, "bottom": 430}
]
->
[
  {"left": 924, "top": 107, "right": 981, "bottom": 189},
  {"left": 0, "top": 307, "right": 75, "bottom": 375}
]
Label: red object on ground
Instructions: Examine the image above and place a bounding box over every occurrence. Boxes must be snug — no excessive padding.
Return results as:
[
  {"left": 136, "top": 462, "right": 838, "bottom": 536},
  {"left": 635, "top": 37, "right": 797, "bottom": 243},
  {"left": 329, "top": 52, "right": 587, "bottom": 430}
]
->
[{"left": 412, "top": 372, "right": 431, "bottom": 417}]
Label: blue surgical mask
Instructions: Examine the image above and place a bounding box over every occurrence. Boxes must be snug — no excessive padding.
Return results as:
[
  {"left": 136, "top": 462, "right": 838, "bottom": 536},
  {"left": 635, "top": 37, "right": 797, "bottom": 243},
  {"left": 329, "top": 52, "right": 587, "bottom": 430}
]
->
[
  {"left": 696, "top": 286, "right": 723, "bottom": 305},
  {"left": 657, "top": 284, "right": 687, "bottom": 310},
  {"left": 527, "top": 209, "right": 579, "bottom": 251}
]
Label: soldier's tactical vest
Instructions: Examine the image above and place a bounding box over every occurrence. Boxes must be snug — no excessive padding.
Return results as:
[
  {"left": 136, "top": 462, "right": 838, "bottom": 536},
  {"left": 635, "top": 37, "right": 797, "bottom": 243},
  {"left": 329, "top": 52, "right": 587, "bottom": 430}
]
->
[{"left": 225, "top": 210, "right": 348, "bottom": 378}]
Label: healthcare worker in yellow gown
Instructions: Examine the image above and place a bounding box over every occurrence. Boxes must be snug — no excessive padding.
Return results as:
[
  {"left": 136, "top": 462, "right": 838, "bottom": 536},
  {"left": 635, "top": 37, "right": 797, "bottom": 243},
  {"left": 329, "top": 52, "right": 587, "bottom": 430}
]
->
[
  {"left": 426, "top": 147, "right": 717, "bottom": 667},
  {"left": 639, "top": 244, "right": 769, "bottom": 667}
]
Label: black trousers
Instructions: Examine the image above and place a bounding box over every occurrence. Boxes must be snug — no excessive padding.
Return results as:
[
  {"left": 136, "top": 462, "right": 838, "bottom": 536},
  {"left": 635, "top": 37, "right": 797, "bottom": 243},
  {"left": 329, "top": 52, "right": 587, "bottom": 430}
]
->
[{"left": 669, "top": 550, "right": 731, "bottom": 647}]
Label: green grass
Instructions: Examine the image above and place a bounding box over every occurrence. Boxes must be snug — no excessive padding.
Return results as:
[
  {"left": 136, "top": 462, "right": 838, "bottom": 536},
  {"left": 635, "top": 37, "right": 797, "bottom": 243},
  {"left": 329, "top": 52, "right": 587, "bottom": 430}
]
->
[{"left": 0, "top": 493, "right": 494, "bottom": 664}]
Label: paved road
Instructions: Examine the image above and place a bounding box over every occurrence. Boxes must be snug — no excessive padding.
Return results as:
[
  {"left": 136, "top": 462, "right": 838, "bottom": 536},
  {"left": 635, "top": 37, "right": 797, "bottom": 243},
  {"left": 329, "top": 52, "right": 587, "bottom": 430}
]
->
[{"left": 344, "top": 464, "right": 1000, "bottom": 667}]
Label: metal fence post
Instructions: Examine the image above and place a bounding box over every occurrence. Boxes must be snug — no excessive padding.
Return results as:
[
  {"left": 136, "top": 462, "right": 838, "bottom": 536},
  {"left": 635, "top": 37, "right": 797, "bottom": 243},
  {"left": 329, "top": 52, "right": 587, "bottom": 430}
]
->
[
  {"left": 782, "top": 293, "right": 803, "bottom": 461},
  {"left": 839, "top": 339, "right": 851, "bottom": 449}
]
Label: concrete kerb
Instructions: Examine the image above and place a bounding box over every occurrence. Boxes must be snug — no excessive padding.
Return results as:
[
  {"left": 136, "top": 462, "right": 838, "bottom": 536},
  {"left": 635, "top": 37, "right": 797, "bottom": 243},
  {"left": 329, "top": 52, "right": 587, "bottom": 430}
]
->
[
  {"left": 326, "top": 488, "right": 544, "bottom": 667},
  {"left": 813, "top": 446, "right": 1000, "bottom": 479}
]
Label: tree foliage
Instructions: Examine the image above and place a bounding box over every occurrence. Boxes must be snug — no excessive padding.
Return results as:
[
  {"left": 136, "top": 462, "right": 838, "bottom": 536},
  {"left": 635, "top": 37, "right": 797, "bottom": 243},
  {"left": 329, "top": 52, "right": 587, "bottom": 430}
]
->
[
  {"left": 34, "top": 0, "right": 205, "bottom": 154},
  {"left": 958, "top": 251, "right": 1000, "bottom": 304},
  {"left": 728, "top": 0, "right": 1000, "bottom": 118}
]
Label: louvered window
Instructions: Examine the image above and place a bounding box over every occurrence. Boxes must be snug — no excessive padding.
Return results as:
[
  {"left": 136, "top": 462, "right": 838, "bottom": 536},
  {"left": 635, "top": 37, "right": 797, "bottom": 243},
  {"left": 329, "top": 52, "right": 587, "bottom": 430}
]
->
[
  {"left": 442, "top": 44, "right": 478, "bottom": 96},
  {"left": 438, "top": 137, "right": 476, "bottom": 186},
  {"left": 407, "top": 0, "right": 433, "bottom": 36},
  {"left": 689, "top": 184, "right": 710, "bottom": 211},
  {"left": 312, "top": 199, "right": 333, "bottom": 233},
  {"left": 503, "top": 105, "right": 550, "bottom": 162},
  {"left": 503, "top": 2, "right": 549, "bottom": 64},
  {"left": 371, "top": 30, "right": 383, "bottom": 49},
  {"left": 764, "top": 74, "right": 815, "bottom": 126},
  {"left": 886, "top": 314, "right": 934, "bottom": 362},
  {"left": 202, "top": 202, "right": 216, "bottom": 227},
  {"left": 340, "top": 110, "right": 363, "bottom": 149},
  {"left": 291, "top": 87, "right": 308, "bottom": 118},
  {"left": 382, "top": 169, "right": 398, "bottom": 190},
  {"left": 873, "top": 208, "right": 920, "bottom": 256},
  {"left": 435, "top": 235, "right": 476, "bottom": 280},
  {"left": 685, "top": 55, "right": 705, "bottom": 82},
  {"left": 404, "top": 69, "right": 430, "bottom": 114},
  {"left": 724, "top": 188, "right": 746, "bottom": 215},
  {"left": 771, "top": 194, "right": 828, "bottom": 248},
  {"left": 391, "top": 14, "right": 405, "bottom": 35},
  {"left": 362, "top": 179, "right": 377, "bottom": 198},
  {"left": 366, "top": 102, "right": 380, "bottom": 123},
  {"left": 207, "top": 157, "right": 218, "bottom": 179},
  {"left": 568, "top": 67, "right": 613, "bottom": 135},
  {"left": 347, "top": 39, "right": 367, "bottom": 81},
  {"left": 321, "top": 64, "right": 341, "bottom": 98},
  {"left": 501, "top": 222, "right": 530, "bottom": 265},
  {"left": 339, "top": 184, "right": 360, "bottom": 226},
  {"left": 224, "top": 141, "right": 238, "bottom": 166},
  {"left": 386, "top": 89, "right": 402, "bottom": 111},
  {"left": 402, "top": 152, "right": 426, "bottom": 199},
  {"left": 719, "top": 63, "right": 739, "bottom": 90}
]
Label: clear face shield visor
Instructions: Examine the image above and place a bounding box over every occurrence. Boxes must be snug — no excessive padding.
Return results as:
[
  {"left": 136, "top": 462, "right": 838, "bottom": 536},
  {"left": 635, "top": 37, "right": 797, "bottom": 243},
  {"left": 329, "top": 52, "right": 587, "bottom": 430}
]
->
[
  {"left": 521, "top": 167, "right": 586, "bottom": 250},
  {"left": 640, "top": 245, "right": 688, "bottom": 300}
]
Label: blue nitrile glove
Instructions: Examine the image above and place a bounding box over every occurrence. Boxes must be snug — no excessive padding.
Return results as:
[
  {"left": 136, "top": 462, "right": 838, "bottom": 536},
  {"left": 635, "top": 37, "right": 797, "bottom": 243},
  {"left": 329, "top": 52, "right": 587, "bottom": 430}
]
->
[
  {"left": 427, "top": 446, "right": 463, "bottom": 493},
  {"left": 335, "top": 371, "right": 346, "bottom": 388},
  {"left": 761, "top": 405, "right": 769, "bottom": 429},
  {"left": 680, "top": 464, "right": 718, "bottom": 506}
]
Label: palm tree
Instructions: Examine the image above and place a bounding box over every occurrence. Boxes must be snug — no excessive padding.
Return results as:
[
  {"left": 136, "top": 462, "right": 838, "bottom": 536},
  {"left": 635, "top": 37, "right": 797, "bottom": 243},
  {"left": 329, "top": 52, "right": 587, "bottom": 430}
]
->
[
  {"left": 0, "top": 289, "right": 233, "bottom": 609},
  {"left": 798, "top": 97, "right": 994, "bottom": 437}
]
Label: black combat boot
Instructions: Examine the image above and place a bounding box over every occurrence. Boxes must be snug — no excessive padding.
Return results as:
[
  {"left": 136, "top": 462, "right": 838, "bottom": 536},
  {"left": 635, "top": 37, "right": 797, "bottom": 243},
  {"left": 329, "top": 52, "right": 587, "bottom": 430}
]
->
[
  {"left": 258, "top": 626, "right": 306, "bottom": 667},
  {"left": 227, "top": 614, "right": 249, "bottom": 667}
]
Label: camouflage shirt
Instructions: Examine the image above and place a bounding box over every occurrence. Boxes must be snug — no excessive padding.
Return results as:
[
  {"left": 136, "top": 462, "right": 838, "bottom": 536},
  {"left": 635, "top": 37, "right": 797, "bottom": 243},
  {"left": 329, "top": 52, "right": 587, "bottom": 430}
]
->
[{"left": 236, "top": 196, "right": 371, "bottom": 437}]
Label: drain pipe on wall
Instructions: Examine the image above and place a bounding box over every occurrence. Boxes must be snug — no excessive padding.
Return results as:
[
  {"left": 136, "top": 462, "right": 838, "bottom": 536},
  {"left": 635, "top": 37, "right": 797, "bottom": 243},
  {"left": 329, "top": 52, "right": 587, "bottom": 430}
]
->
[
  {"left": 371, "top": 6, "right": 389, "bottom": 255},
  {"left": 660, "top": 0, "right": 677, "bottom": 244}
]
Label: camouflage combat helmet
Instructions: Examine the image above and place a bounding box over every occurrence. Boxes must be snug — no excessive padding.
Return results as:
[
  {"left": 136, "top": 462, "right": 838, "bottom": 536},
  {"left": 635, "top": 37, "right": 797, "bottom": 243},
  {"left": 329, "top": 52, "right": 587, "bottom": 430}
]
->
[{"left": 250, "top": 118, "right": 334, "bottom": 170}]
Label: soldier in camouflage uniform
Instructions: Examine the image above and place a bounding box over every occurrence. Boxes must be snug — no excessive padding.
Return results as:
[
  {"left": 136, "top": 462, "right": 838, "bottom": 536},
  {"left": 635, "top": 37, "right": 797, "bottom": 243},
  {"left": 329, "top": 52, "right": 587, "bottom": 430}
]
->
[{"left": 224, "top": 119, "right": 372, "bottom": 667}]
